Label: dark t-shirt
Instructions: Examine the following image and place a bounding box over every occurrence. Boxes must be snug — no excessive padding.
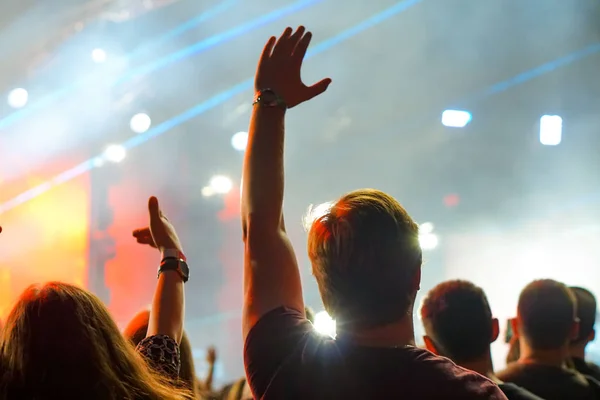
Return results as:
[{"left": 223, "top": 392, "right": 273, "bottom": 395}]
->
[
  {"left": 573, "top": 357, "right": 600, "bottom": 383},
  {"left": 497, "top": 362, "right": 600, "bottom": 400},
  {"left": 498, "top": 383, "right": 544, "bottom": 400},
  {"left": 244, "top": 307, "right": 507, "bottom": 399}
]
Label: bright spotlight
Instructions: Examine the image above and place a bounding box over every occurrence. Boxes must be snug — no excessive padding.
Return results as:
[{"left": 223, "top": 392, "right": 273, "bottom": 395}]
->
[
  {"left": 209, "top": 175, "right": 232, "bottom": 194},
  {"left": 231, "top": 131, "right": 249, "bottom": 151},
  {"left": 442, "top": 110, "right": 472, "bottom": 128},
  {"left": 91, "top": 48, "right": 107, "bottom": 63},
  {"left": 419, "top": 233, "right": 439, "bottom": 250},
  {"left": 420, "top": 222, "right": 435, "bottom": 235},
  {"left": 130, "top": 113, "right": 152, "bottom": 134},
  {"left": 313, "top": 311, "right": 336, "bottom": 338},
  {"left": 7, "top": 88, "right": 28, "bottom": 109},
  {"left": 103, "top": 144, "right": 126, "bottom": 163},
  {"left": 540, "top": 115, "right": 562, "bottom": 146}
]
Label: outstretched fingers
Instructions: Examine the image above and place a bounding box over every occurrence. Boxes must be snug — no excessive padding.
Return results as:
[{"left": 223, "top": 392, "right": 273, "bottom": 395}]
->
[{"left": 259, "top": 36, "right": 277, "bottom": 64}]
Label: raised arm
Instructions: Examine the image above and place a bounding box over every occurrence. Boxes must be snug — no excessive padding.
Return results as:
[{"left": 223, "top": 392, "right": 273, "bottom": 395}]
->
[
  {"left": 241, "top": 26, "right": 331, "bottom": 338},
  {"left": 133, "top": 196, "right": 186, "bottom": 343}
]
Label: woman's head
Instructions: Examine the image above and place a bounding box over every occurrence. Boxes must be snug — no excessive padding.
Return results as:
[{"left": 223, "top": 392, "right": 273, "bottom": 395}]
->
[{"left": 0, "top": 282, "right": 190, "bottom": 400}]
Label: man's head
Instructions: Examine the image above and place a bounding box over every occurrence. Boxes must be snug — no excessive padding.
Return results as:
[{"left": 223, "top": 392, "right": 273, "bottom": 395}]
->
[
  {"left": 570, "top": 286, "right": 597, "bottom": 346},
  {"left": 307, "top": 189, "right": 422, "bottom": 330},
  {"left": 514, "top": 279, "right": 578, "bottom": 351},
  {"left": 420, "top": 280, "right": 499, "bottom": 363}
]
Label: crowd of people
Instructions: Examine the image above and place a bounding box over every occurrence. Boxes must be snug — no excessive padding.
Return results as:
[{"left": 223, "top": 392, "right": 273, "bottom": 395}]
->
[{"left": 0, "top": 26, "right": 598, "bottom": 399}]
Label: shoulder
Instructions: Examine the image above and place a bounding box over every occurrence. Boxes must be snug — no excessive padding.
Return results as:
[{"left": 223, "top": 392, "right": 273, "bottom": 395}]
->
[
  {"left": 136, "top": 334, "right": 181, "bottom": 379},
  {"left": 408, "top": 348, "right": 507, "bottom": 399}
]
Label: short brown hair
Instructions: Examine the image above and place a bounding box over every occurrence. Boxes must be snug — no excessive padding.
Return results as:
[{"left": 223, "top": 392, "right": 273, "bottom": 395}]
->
[
  {"left": 518, "top": 279, "right": 576, "bottom": 350},
  {"left": 307, "top": 189, "right": 421, "bottom": 330},
  {"left": 421, "top": 280, "right": 493, "bottom": 362}
]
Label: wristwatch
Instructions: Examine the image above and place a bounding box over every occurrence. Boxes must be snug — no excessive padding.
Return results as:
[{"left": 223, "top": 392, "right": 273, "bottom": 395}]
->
[
  {"left": 253, "top": 88, "right": 287, "bottom": 110},
  {"left": 158, "top": 255, "right": 189, "bottom": 283}
]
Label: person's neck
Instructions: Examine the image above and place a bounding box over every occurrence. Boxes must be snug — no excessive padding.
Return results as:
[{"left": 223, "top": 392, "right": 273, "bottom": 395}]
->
[
  {"left": 460, "top": 352, "right": 499, "bottom": 383},
  {"left": 338, "top": 315, "right": 415, "bottom": 348},
  {"left": 570, "top": 343, "right": 587, "bottom": 360},
  {"left": 519, "top": 343, "right": 571, "bottom": 368}
]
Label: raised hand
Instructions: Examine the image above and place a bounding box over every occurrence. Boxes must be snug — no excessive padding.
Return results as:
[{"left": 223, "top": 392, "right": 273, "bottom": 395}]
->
[
  {"left": 132, "top": 196, "right": 182, "bottom": 253},
  {"left": 255, "top": 26, "right": 332, "bottom": 108}
]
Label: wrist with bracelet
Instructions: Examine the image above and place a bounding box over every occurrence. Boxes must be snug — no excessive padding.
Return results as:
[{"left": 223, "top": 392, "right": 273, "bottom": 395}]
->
[
  {"left": 158, "top": 249, "right": 189, "bottom": 283},
  {"left": 253, "top": 88, "right": 287, "bottom": 110}
]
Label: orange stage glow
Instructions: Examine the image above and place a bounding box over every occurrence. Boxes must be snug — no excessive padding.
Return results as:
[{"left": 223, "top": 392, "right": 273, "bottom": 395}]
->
[{"left": 0, "top": 174, "right": 90, "bottom": 319}]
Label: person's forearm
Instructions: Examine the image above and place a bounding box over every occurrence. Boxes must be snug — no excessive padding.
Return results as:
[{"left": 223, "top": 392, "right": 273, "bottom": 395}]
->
[
  {"left": 241, "top": 105, "right": 286, "bottom": 234},
  {"left": 147, "top": 270, "right": 185, "bottom": 342}
]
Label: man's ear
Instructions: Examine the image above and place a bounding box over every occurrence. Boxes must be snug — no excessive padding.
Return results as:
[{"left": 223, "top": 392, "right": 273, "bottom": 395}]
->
[
  {"left": 423, "top": 335, "right": 439, "bottom": 355},
  {"left": 511, "top": 317, "right": 519, "bottom": 339},
  {"left": 491, "top": 318, "right": 500, "bottom": 344},
  {"left": 589, "top": 329, "right": 596, "bottom": 343},
  {"left": 570, "top": 319, "right": 581, "bottom": 342}
]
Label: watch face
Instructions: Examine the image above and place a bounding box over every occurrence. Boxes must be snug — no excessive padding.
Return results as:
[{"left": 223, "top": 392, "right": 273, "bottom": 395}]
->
[
  {"left": 179, "top": 260, "right": 190, "bottom": 280},
  {"left": 259, "top": 90, "right": 278, "bottom": 105}
]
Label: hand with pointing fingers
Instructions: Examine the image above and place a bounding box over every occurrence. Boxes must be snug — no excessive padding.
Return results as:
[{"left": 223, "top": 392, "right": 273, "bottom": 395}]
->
[
  {"left": 132, "top": 196, "right": 182, "bottom": 253},
  {"left": 255, "top": 26, "right": 332, "bottom": 108}
]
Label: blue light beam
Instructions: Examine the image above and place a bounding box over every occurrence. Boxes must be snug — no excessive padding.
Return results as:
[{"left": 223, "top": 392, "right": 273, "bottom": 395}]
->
[{"left": 0, "top": 0, "right": 424, "bottom": 214}]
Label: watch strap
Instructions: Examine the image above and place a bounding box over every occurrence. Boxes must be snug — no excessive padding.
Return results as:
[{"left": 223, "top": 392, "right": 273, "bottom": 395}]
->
[{"left": 158, "top": 258, "right": 189, "bottom": 283}]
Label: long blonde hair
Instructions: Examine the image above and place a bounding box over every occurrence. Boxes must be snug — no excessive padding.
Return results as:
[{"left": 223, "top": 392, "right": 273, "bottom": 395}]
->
[{"left": 0, "top": 282, "right": 192, "bottom": 400}]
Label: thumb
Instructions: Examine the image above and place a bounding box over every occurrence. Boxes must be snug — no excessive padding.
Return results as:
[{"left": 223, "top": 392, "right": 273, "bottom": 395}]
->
[
  {"left": 148, "top": 196, "right": 161, "bottom": 220},
  {"left": 306, "top": 78, "right": 332, "bottom": 101}
]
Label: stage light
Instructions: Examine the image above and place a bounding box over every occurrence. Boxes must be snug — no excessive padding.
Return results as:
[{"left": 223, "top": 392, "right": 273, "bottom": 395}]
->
[
  {"left": 209, "top": 175, "right": 232, "bottom": 194},
  {"left": 540, "top": 115, "right": 562, "bottom": 145},
  {"left": 419, "top": 233, "right": 439, "bottom": 250},
  {"left": 231, "top": 131, "right": 248, "bottom": 151},
  {"left": 91, "top": 48, "right": 107, "bottom": 63},
  {"left": 442, "top": 110, "right": 472, "bottom": 128},
  {"left": 420, "top": 222, "right": 434, "bottom": 235},
  {"left": 201, "top": 186, "right": 215, "bottom": 197},
  {"left": 313, "top": 311, "right": 336, "bottom": 338},
  {"left": 103, "top": 144, "right": 126, "bottom": 163},
  {"left": 7, "top": 88, "right": 28, "bottom": 109},
  {"left": 130, "top": 113, "right": 152, "bottom": 134}
]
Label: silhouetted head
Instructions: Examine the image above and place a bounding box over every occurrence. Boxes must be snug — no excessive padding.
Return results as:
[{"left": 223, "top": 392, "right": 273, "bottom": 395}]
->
[
  {"left": 307, "top": 189, "right": 422, "bottom": 331},
  {"left": 515, "top": 279, "right": 578, "bottom": 351},
  {"left": 124, "top": 309, "right": 197, "bottom": 394},
  {"left": 570, "top": 286, "right": 597, "bottom": 345},
  {"left": 0, "top": 282, "right": 190, "bottom": 400},
  {"left": 421, "top": 280, "right": 499, "bottom": 363}
]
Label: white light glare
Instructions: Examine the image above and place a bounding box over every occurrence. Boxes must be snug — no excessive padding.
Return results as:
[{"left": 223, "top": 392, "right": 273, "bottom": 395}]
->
[
  {"left": 130, "top": 113, "right": 152, "bottom": 133},
  {"left": 103, "top": 144, "right": 126, "bottom": 163},
  {"left": 420, "top": 222, "right": 434, "bottom": 235},
  {"left": 209, "top": 175, "right": 233, "bottom": 194},
  {"left": 302, "top": 201, "right": 334, "bottom": 231},
  {"left": 540, "top": 115, "right": 562, "bottom": 146},
  {"left": 7, "top": 88, "right": 28, "bottom": 108},
  {"left": 231, "top": 131, "right": 248, "bottom": 151},
  {"left": 91, "top": 48, "right": 107, "bottom": 63},
  {"left": 313, "top": 311, "right": 336, "bottom": 338},
  {"left": 442, "top": 110, "right": 472, "bottom": 128},
  {"left": 419, "top": 233, "right": 439, "bottom": 250}
]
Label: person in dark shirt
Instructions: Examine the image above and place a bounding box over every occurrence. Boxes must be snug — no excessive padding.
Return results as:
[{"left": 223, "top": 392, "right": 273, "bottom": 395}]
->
[
  {"left": 420, "top": 280, "right": 543, "bottom": 400},
  {"left": 497, "top": 279, "right": 600, "bottom": 400},
  {"left": 570, "top": 287, "right": 600, "bottom": 381},
  {"left": 240, "top": 26, "right": 507, "bottom": 400}
]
